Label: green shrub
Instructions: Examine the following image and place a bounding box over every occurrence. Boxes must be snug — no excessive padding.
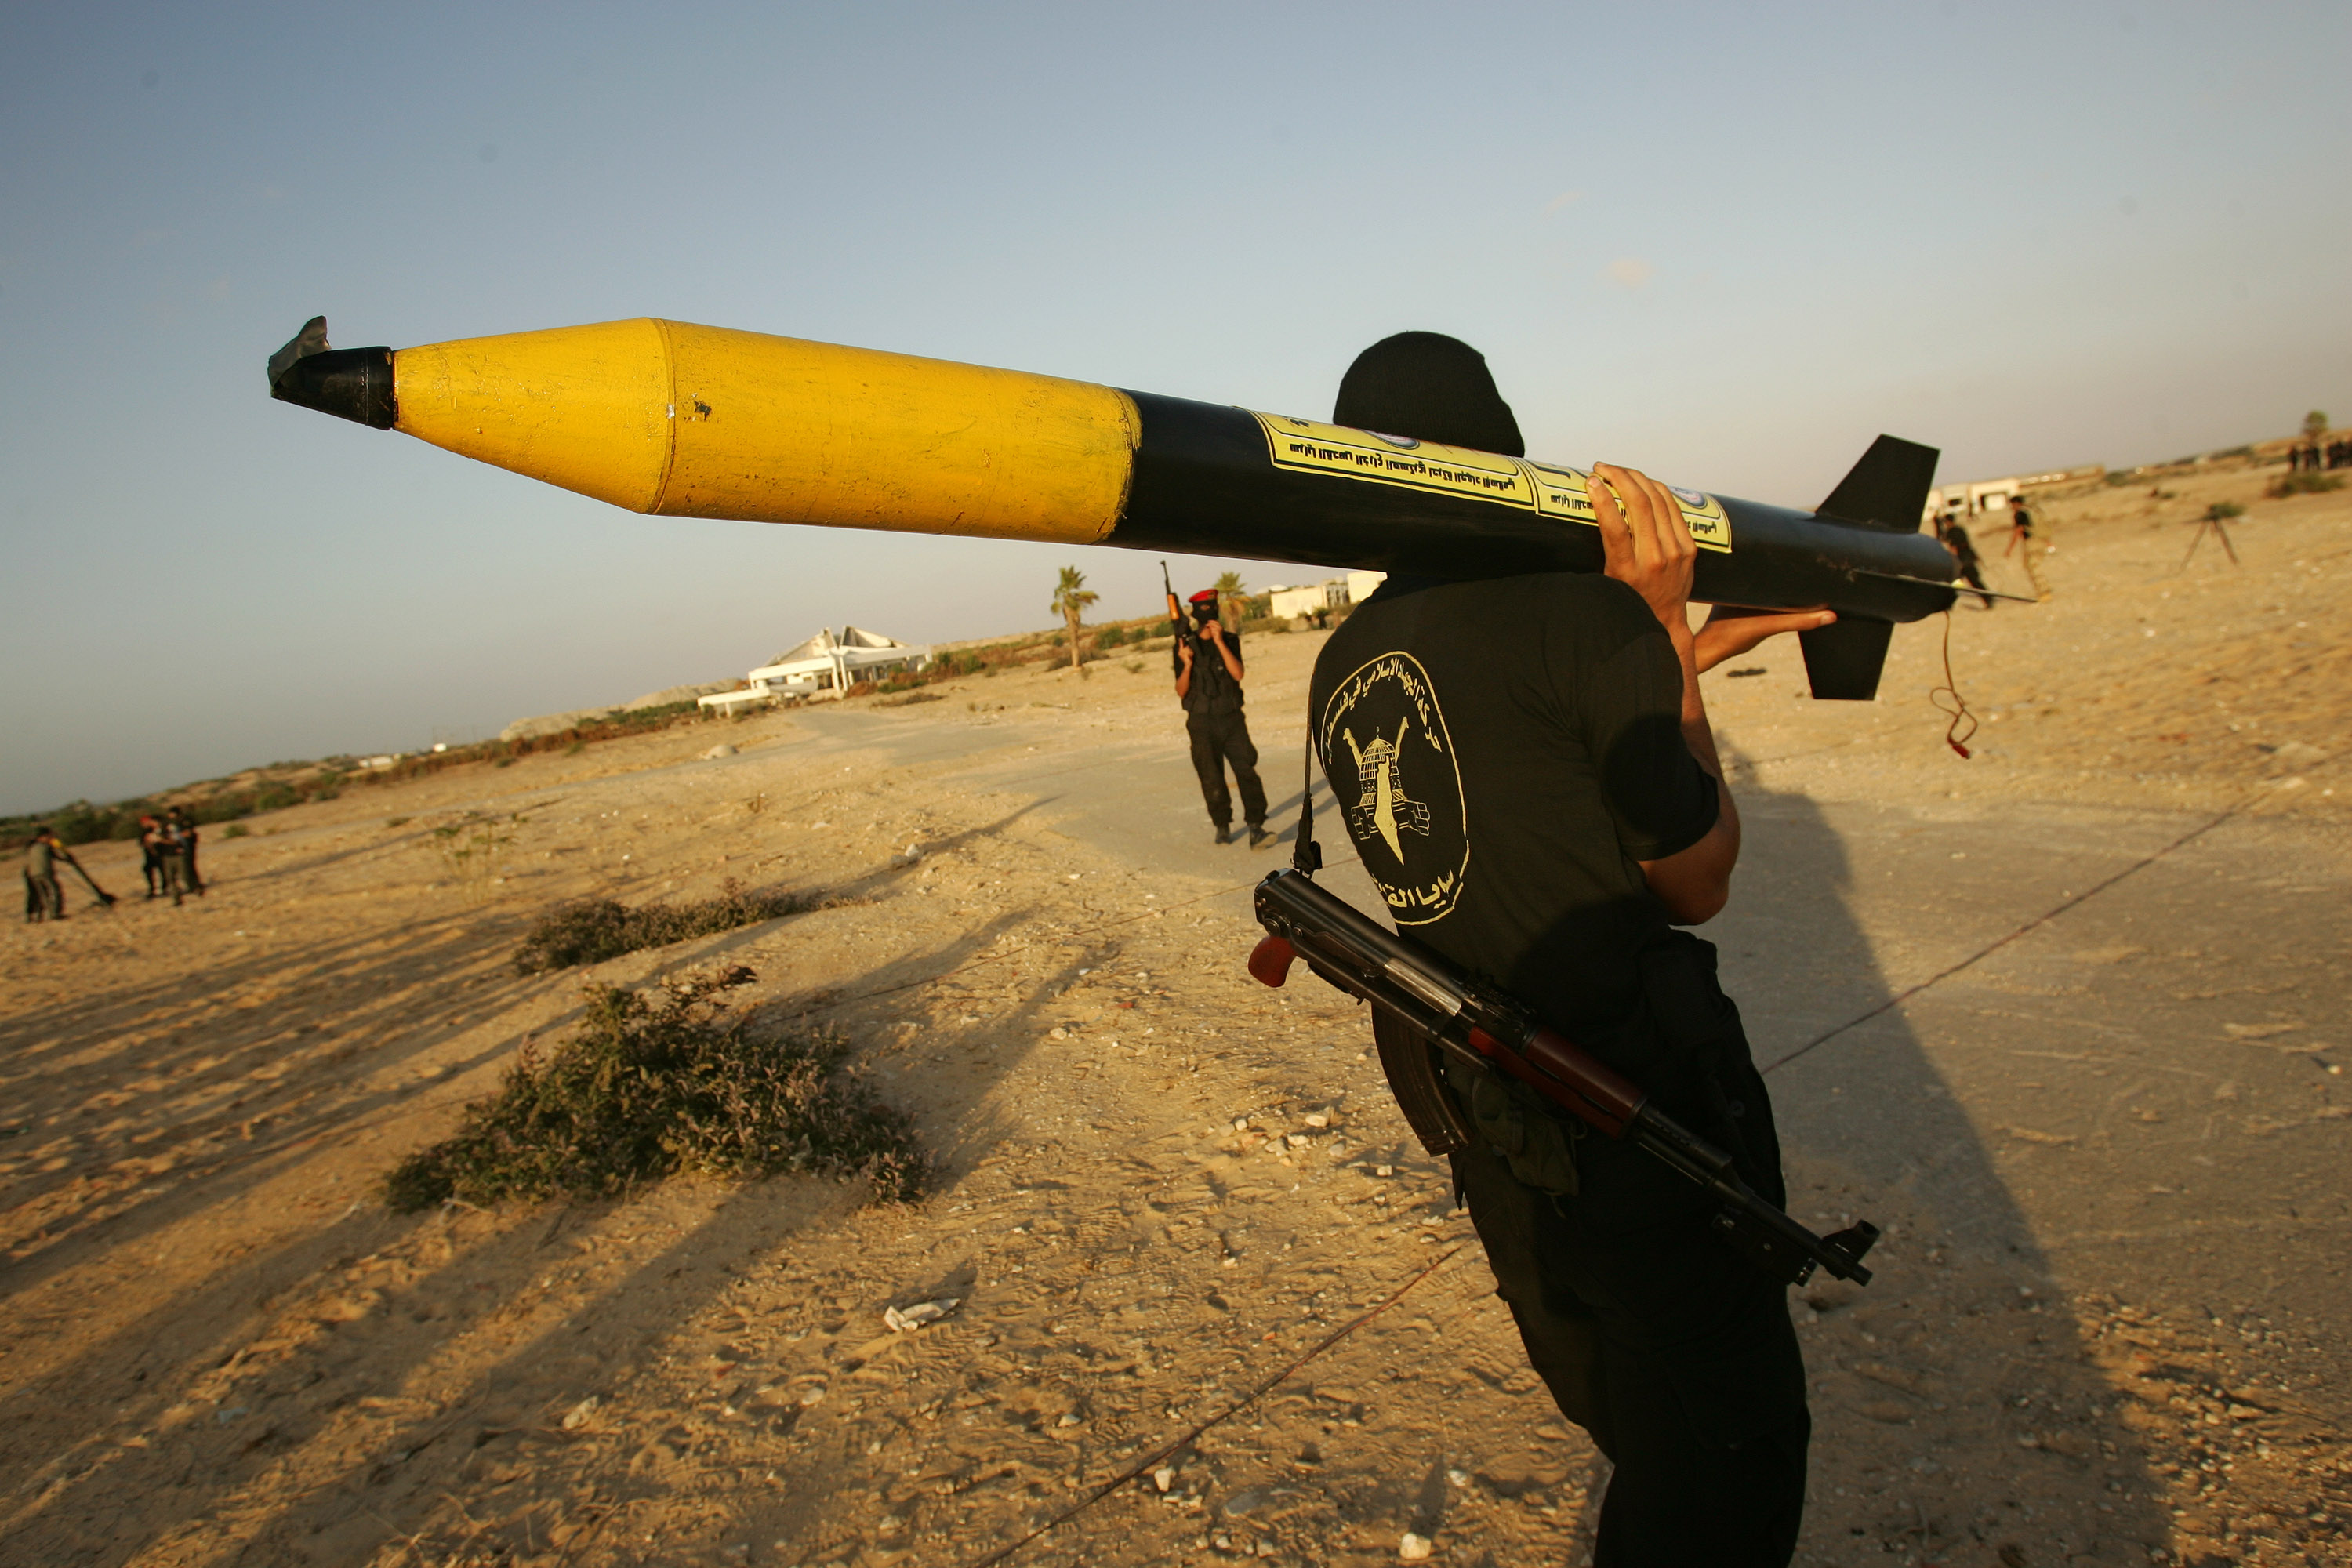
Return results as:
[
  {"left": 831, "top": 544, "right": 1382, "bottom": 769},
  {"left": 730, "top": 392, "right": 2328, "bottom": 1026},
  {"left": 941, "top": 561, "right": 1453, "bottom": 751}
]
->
[
  {"left": 2205, "top": 501, "right": 2245, "bottom": 521},
  {"left": 381, "top": 967, "right": 927, "bottom": 1210},
  {"left": 2269, "top": 472, "right": 2344, "bottom": 498},
  {"left": 514, "top": 880, "right": 815, "bottom": 974},
  {"left": 223, "top": 822, "right": 250, "bottom": 839}
]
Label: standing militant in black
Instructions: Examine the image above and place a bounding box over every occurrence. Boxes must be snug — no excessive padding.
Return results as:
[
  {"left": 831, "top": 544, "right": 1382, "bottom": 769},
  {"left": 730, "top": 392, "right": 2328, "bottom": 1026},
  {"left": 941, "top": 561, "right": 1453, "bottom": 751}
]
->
[
  {"left": 1935, "top": 512, "right": 1992, "bottom": 607},
  {"left": 138, "top": 815, "right": 168, "bottom": 898},
  {"left": 1171, "top": 586, "right": 1272, "bottom": 848},
  {"left": 166, "top": 806, "right": 205, "bottom": 900},
  {"left": 1307, "top": 332, "right": 1834, "bottom": 1566}
]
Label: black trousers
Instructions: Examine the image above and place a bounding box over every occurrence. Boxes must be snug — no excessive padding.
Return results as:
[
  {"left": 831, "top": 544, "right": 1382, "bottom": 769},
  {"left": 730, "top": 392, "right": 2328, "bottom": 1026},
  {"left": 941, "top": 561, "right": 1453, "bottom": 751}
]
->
[
  {"left": 1185, "top": 707, "right": 1266, "bottom": 829},
  {"left": 1452, "top": 1104, "right": 1809, "bottom": 1565}
]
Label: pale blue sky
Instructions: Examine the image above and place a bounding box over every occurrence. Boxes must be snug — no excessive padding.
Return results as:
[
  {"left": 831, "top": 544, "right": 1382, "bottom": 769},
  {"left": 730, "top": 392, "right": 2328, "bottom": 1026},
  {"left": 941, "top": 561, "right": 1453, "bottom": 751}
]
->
[{"left": 3, "top": 2, "right": 2346, "bottom": 811}]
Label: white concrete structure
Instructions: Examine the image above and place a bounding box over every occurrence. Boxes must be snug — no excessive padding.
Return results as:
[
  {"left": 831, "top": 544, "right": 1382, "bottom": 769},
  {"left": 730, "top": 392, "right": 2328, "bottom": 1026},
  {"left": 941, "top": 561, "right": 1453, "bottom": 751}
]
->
[
  {"left": 699, "top": 626, "right": 932, "bottom": 712},
  {"left": 1923, "top": 467, "right": 2101, "bottom": 523},
  {"left": 1267, "top": 572, "right": 1388, "bottom": 622},
  {"left": 696, "top": 690, "right": 773, "bottom": 718},
  {"left": 1268, "top": 581, "right": 1343, "bottom": 619}
]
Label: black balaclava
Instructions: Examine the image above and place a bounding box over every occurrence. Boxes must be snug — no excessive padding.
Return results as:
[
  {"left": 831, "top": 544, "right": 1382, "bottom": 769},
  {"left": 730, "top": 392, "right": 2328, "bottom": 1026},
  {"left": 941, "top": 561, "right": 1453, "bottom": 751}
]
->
[{"left": 1331, "top": 331, "right": 1523, "bottom": 457}]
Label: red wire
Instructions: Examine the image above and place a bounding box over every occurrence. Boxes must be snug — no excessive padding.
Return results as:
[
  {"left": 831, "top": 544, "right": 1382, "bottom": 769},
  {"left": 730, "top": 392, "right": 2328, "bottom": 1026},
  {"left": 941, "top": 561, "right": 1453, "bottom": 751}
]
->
[{"left": 1929, "top": 611, "right": 1978, "bottom": 760}]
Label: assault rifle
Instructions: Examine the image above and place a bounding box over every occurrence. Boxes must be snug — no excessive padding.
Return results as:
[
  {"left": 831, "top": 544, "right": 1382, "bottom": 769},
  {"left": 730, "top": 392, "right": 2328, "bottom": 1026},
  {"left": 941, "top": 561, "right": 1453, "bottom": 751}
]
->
[{"left": 1247, "top": 868, "right": 1879, "bottom": 1287}]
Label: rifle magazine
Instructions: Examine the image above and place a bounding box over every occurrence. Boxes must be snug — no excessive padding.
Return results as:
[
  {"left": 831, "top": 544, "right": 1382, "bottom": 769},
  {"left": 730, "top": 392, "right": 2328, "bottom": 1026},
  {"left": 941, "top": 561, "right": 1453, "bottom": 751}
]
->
[{"left": 1371, "top": 1004, "right": 1475, "bottom": 1159}]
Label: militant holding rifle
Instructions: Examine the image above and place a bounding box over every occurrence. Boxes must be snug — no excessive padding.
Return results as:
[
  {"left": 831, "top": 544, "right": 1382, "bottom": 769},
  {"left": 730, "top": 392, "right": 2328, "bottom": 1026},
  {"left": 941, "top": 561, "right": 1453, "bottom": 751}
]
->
[{"left": 1247, "top": 868, "right": 1879, "bottom": 1287}]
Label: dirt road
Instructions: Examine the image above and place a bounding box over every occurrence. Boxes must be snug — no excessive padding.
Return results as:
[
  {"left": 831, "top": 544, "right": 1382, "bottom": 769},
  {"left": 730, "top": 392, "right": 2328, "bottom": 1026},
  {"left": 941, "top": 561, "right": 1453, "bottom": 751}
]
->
[{"left": 4, "top": 466, "right": 2347, "bottom": 1567}]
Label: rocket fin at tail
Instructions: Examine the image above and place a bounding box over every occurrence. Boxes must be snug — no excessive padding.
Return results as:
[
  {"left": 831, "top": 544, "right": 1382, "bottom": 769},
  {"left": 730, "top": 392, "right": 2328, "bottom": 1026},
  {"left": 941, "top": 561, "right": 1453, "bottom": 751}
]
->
[
  {"left": 1800, "top": 615, "right": 1895, "bottom": 701},
  {"left": 1817, "top": 434, "right": 1940, "bottom": 532}
]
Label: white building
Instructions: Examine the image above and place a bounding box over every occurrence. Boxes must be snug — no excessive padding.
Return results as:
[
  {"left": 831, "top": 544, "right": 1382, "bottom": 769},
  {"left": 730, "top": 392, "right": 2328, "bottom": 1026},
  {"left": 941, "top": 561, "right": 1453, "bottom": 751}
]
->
[
  {"left": 1923, "top": 467, "right": 2102, "bottom": 523},
  {"left": 698, "top": 626, "right": 931, "bottom": 713},
  {"left": 1266, "top": 571, "right": 1388, "bottom": 622},
  {"left": 1268, "top": 581, "right": 1344, "bottom": 619}
]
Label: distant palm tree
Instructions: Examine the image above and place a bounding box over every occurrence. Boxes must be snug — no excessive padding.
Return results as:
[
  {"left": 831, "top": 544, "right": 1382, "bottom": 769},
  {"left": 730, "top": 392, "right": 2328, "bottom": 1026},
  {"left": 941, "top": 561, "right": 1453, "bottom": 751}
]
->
[
  {"left": 1213, "top": 570, "right": 1247, "bottom": 630},
  {"left": 1050, "top": 565, "right": 1099, "bottom": 670}
]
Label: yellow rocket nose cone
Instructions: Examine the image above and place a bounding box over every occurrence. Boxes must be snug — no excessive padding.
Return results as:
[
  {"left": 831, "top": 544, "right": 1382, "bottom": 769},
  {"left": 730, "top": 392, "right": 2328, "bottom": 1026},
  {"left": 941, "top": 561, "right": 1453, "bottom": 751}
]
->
[
  {"left": 395, "top": 319, "right": 673, "bottom": 512},
  {"left": 389, "top": 318, "right": 1141, "bottom": 542}
]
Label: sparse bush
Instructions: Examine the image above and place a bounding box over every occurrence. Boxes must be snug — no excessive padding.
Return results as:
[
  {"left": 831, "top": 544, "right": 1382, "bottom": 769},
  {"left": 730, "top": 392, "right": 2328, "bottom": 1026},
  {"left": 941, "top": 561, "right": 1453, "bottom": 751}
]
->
[
  {"left": 2205, "top": 501, "right": 2245, "bottom": 522},
  {"left": 381, "top": 966, "right": 928, "bottom": 1210},
  {"left": 223, "top": 822, "right": 250, "bottom": 839},
  {"left": 430, "top": 810, "right": 524, "bottom": 898},
  {"left": 2269, "top": 472, "right": 2344, "bottom": 498},
  {"left": 513, "top": 880, "right": 814, "bottom": 974}
]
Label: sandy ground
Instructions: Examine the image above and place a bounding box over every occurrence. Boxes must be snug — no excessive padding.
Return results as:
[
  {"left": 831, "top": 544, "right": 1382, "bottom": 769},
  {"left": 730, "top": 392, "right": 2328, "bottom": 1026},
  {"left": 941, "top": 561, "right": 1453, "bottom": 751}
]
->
[{"left": 5, "top": 464, "right": 2349, "bottom": 1568}]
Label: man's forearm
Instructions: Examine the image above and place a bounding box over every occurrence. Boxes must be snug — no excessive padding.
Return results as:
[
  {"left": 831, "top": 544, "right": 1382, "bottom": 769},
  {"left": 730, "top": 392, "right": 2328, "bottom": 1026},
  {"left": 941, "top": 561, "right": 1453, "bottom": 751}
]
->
[
  {"left": 1669, "top": 627, "right": 1722, "bottom": 779},
  {"left": 1643, "top": 625, "right": 1740, "bottom": 922},
  {"left": 1675, "top": 641, "right": 1739, "bottom": 858}
]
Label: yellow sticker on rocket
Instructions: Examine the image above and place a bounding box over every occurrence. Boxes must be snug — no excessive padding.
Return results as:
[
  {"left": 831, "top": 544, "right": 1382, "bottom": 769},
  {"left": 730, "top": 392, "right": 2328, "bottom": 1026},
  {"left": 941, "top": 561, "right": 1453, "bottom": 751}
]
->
[
  {"left": 1523, "top": 460, "right": 1731, "bottom": 554},
  {"left": 1252, "top": 412, "right": 1731, "bottom": 553},
  {"left": 1253, "top": 413, "right": 1536, "bottom": 507}
]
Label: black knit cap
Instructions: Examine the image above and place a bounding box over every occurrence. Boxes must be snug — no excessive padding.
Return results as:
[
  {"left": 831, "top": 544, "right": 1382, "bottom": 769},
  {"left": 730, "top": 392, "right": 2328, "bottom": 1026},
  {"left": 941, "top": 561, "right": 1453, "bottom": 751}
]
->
[{"left": 1331, "top": 331, "right": 1523, "bottom": 458}]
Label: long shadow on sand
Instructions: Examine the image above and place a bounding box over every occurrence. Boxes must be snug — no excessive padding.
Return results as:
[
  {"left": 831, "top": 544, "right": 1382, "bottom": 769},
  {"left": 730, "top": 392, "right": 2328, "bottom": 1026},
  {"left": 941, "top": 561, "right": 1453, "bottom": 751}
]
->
[
  {"left": 1721, "top": 770, "right": 2170, "bottom": 1563},
  {"left": 0, "top": 822, "right": 1104, "bottom": 1564}
]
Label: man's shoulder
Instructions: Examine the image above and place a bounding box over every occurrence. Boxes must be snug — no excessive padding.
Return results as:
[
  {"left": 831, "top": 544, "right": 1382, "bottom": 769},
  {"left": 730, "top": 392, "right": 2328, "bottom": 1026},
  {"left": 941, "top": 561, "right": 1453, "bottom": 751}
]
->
[{"left": 1322, "top": 573, "right": 1651, "bottom": 655}]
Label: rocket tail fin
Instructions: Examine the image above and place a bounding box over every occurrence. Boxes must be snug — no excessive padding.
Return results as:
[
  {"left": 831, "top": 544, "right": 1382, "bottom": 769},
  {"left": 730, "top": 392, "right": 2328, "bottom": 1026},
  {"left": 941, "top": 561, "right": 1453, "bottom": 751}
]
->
[
  {"left": 1801, "top": 616, "right": 1894, "bottom": 701},
  {"left": 1817, "top": 434, "right": 1940, "bottom": 532}
]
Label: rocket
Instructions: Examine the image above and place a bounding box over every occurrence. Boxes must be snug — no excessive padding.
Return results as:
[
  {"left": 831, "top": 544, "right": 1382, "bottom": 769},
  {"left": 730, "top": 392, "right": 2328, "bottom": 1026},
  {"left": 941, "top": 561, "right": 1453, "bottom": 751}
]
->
[{"left": 269, "top": 315, "right": 1961, "bottom": 699}]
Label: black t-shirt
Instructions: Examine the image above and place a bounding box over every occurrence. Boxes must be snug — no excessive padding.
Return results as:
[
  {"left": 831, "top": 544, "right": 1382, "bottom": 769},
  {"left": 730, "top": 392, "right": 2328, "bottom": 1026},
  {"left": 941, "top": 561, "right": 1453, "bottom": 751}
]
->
[
  {"left": 1178, "top": 627, "right": 1245, "bottom": 716},
  {"left": 1308, "top": 573, "right": 1718, "bottom": 1036}
]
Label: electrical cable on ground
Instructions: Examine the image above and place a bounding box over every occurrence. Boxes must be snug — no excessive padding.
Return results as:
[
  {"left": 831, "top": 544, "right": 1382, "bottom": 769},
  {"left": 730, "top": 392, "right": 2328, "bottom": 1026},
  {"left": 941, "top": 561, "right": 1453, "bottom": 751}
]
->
[
  {"left": 1761, "top": 798, "right": 2249, "bottom": 1074},
  {"left": 962, "top": 1246, "right": 1466, "bottom": 1568}
]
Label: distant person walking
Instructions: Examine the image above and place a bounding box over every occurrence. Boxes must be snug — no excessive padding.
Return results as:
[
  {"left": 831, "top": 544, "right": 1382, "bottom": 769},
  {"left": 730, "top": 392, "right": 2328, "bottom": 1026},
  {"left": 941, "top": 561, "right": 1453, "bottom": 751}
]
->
[
  {"left": 2004, "top": 495, "right": 2051, "bottom": 601},
  {"left": 161, "top": 808, "right": 202, "bottom": 904},
  {"left": 172, "top": 808, "right": 204, "bottom": 895},
  {"left": 1936, "top": 512, "right": 1992, "bottom": 607},
  {"left": 1169, "top": 586, "right": 1271, "bottom": 848},
  {"left": 138, "top": 815, "right": 168, "bottom": 898},
  {"left": 23, "top": 826, "right": 74, "bottom": 923}
]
